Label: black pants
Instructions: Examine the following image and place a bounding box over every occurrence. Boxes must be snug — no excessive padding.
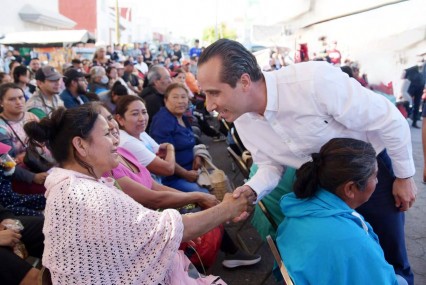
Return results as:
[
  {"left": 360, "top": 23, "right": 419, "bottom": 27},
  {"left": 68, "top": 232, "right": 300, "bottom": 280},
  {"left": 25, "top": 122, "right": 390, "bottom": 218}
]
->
[
  {"left": 410, "top": 89, "right": 423, "bottom": 125},
  {"left": 0, "top": 216, "right": 44, "bottom": 285},
  {"left": 357, "top": 150, "right": 413, "bottom": 285}
]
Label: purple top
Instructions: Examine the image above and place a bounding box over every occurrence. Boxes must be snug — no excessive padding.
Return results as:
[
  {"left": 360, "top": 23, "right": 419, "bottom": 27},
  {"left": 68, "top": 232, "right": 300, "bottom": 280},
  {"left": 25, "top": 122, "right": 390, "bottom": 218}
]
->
[{"left": 104, "top": 147, "right": 153, "bottom": 189}]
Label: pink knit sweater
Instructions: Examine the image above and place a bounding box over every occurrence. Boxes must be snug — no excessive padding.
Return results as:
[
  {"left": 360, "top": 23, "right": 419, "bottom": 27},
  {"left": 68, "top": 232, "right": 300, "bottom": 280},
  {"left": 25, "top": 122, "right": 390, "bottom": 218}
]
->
[{"left": 43, "top": 168, "right": 183, "bottom": 284}]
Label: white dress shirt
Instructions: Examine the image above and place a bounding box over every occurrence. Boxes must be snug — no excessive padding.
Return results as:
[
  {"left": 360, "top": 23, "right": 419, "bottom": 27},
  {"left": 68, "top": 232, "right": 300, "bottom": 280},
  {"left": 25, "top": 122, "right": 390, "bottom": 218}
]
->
[{"left": 235, "top": 61, "right": 414, "bottom": 201}]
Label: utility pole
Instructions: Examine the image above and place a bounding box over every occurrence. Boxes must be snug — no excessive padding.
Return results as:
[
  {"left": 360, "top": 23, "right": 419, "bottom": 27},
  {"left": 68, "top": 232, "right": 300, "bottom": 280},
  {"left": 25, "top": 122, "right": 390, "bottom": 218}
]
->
[{"left": 116, "top": 0, "right": 120, "bottom": 44}]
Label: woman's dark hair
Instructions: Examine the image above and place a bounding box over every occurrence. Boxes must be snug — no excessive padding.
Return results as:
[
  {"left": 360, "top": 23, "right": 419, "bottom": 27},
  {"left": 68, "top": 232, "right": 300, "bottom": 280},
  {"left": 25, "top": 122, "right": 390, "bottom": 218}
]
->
[
  {"left": 24, "top": 106, "right": 99, "bottom": 177},
  {"left": 164, "top": 82, "right": 189, "bottom": 99},
  {"left": 293, "top": 138, "right": 376, "bottom": 199},
  {"left": 0, "top": 83, "right": 24, "bottom": 111},
  {"left": 13, "top": 65, "right": 29, "bottom": 83},
  {"left": 9, "top": 60, "right": 19, "bottom": 73},
  {"left": 198, "top": 38, "right": 263, "bottom": 88},
  {"left": 115, "top": 95, "right": 145, "bottom": 120},
  {"left": 111, "top": 81, "right": 128, "bottom": 96}
]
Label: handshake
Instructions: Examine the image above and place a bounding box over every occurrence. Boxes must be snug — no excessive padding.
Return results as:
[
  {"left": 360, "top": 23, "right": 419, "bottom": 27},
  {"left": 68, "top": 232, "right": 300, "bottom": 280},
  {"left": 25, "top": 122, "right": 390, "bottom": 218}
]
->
[{"left": 221, "top": 185, "right": 257, "bottom": 222}]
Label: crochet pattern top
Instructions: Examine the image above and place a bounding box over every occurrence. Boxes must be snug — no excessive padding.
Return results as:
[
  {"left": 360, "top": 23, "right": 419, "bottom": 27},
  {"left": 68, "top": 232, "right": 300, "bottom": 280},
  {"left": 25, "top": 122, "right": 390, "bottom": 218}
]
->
[{"left": 43, "top": 168, "right": 183, "bottom": 284}]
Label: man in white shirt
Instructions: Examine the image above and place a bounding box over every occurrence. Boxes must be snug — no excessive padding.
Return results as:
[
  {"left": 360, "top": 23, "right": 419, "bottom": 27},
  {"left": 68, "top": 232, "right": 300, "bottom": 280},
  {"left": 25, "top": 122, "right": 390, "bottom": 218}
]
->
[{"left": 197, "top": 39, "right": 416, "bottom": 285}]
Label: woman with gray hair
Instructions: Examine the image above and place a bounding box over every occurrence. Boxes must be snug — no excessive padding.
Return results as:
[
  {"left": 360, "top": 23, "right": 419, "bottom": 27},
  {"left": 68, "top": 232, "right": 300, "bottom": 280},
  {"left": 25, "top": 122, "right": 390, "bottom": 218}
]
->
[{"left": 87, "top": 66, "right": 109, "bottom": 94}]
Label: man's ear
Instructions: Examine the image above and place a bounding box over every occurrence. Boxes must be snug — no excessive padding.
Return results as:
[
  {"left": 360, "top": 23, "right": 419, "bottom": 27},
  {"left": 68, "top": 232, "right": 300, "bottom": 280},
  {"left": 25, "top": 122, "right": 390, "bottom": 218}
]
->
[
  {"left": 71, "top": 136, "right": 88, "bottom": 157},
  {"left": 240, "top": 73, "right": 251, "bottom": 90}
]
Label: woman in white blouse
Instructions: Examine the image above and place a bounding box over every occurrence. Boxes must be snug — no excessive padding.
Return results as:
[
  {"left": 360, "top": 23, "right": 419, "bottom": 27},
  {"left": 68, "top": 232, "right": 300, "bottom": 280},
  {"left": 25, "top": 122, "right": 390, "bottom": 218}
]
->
[{"left": 24, "top": 105, "right": 253, "bottom": 284}]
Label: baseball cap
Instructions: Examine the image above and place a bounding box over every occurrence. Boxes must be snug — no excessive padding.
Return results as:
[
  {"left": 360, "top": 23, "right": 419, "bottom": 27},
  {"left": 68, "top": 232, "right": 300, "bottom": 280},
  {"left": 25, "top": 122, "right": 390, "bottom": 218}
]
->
[
  {"left": 0, "top": 142, "right": 11, "bottom": 155},
  {"left": 182, "top": 59, "right": 190, "bottom": 66},
  {"left": 123, "top": 60, "right": 133, "bottom": 67},
  {"left": 63, "top": 68, "right": 85, "bottom": 84},
  {"left": 35, "top": 66, "right": 63, "bottom": 81}
]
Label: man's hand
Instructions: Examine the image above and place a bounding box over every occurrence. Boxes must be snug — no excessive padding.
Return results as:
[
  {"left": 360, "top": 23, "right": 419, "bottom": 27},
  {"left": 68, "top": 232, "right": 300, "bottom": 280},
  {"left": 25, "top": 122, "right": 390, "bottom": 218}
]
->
[
  {"left": 231, "top": 185, "right": 257, "bottom": 222},
  {"left": 393, "top": 177, "right": 417, "bottom": 211},
  {"left": 33, "top": 172, "right": 48, "bottom": 184}
]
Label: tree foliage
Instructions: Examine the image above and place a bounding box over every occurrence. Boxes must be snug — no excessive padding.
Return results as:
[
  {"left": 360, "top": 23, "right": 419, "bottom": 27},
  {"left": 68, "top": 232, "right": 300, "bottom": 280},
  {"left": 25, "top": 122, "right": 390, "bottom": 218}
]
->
[{"left": 202, "top": 22, "right": 237, "bottom": 45}]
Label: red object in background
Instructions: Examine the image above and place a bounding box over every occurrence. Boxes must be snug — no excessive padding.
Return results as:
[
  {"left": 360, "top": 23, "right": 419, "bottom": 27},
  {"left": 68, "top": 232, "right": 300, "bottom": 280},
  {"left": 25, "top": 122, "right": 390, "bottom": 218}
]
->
[
  {"left": 295, "top": 43, "right": 309, "bottom": 63},
  {"left": 179, "top": 225, "right": 224, "bottom": 269},
  {"left": 59, "top": 0, "right": 97, "bottom": 34}
]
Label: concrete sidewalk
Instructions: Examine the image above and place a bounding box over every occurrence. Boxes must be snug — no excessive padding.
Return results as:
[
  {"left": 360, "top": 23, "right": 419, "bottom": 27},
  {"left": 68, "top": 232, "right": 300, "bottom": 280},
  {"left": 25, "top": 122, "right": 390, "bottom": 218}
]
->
[{"left": 205, "top": 122, "right": 426, "bottom": 285}]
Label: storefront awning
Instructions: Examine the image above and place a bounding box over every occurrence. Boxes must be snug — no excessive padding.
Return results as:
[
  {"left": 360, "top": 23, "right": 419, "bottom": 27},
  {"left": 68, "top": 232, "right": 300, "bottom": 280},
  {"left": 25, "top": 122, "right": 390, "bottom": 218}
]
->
[
  {"left": 19, "top": 4, "right": 76, "bottom": 29},
  {"left": 0, "top": 30, "right": 96, "bottom": 47}
]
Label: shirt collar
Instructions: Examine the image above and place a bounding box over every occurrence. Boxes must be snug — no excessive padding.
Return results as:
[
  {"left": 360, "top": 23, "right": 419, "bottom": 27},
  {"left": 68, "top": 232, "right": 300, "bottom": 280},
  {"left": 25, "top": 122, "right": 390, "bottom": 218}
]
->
[{"left": 245, "top": 71, "right": 278, "bottom": 121}]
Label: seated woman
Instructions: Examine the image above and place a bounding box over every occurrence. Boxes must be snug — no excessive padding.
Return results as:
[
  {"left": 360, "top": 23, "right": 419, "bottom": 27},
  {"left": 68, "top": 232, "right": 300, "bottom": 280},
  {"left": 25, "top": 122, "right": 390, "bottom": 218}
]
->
[
  {"left": 116, "top": 95, "right": 208, "bottom": 193},
  {"left": 0, "top": 203, "right": 44, "bottom": 284},
  {"left": 0, "top": 83, "right": 48, "bottom": 194},
  {"left": 276, "top": 138, "right": 407, "bottom": 285},
  {"left": 150, "top": 83, "right": 211, "bottom": 193},
  {"left": 98, "top": 102, "right": 261, "bottom": 269},
  {"left": 0, "top": 141, "right": 45, "bottom": 216},
  {"left": 24, "top": 105, "right": 253, "bottom": 284},
  {"left": 94, "top": 102, "right": 217, "bottom": 209}
]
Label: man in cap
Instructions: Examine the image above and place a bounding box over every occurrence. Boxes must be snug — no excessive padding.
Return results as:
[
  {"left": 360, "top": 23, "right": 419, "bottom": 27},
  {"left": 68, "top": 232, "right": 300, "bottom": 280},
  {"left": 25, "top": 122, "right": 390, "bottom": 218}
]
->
[
  {"left": 26, "top": 66, "right": 64, "bottom": 118},
  {"left": 122, "top": 60, "right": 142, "bottom": 94},
  {"left": 60, "top": 68, "right": 90, "bottom": 109}
]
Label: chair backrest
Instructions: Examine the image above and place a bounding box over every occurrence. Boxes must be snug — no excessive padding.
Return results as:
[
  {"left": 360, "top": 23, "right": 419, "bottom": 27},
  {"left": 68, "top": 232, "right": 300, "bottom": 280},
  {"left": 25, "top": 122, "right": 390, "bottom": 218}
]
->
[
  {"left": 227, "top": 146, "right": 250, "bottom": 179},
  {"left": 230, "top": 127, "right": 245, "bottom": 154},
  {"left": 266, "top": 235, "right": 294, "bottom": 285},
  {"left": 221, "top": 119, "right": 231, "bottom": 132},
  {"left": 38, "top": 266, "right": 52, "bottom": 285}
]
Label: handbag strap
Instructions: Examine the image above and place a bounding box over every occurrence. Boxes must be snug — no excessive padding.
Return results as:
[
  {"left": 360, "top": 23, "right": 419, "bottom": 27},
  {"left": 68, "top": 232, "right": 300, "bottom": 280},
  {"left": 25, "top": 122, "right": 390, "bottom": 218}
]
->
[{"left": 0, "top": 115, "right": 27, "bottom": 148}]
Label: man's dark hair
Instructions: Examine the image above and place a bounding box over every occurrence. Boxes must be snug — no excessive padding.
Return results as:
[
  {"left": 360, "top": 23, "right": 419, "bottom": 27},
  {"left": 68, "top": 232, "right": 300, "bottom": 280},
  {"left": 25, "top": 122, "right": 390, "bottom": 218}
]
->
[
  {"left": 198, "top": 39, "right": 263, "bottom": 88},
  {"left": 71, "top": 59, "right": 82, "bottom": 65}
]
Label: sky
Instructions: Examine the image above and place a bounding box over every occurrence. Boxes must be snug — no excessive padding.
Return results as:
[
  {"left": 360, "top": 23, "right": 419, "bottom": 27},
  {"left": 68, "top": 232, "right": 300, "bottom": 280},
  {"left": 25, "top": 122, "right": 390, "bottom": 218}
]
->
[{"left": 118, "top": 0, "right": 290, "bottom": 41}]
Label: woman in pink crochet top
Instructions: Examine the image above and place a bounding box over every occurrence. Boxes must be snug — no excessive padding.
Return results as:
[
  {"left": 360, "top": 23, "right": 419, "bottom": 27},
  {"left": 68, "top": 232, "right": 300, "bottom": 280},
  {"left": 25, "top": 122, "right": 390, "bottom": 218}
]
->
[{"left": 24, "top": 105, "right": 254, "bottom": 284}]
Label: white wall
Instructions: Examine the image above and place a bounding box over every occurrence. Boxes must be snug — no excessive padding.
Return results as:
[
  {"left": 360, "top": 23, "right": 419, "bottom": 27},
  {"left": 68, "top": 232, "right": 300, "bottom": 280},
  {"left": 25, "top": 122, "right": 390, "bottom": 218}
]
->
[{"left": 0, "top": 0, "right": 61, "bottom": 34}]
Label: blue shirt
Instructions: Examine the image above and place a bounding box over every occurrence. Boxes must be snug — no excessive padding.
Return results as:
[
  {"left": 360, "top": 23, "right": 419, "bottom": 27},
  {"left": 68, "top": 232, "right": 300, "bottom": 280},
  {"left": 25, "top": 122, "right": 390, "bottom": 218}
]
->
[
  {"left": 150, "top": 107, "right": 195, "bottom": 183},
  {"left": 189, "top": 47, "right": 202, "bottom": 58},
  {"left": 59, "top": 89, "right": 89, "bottom": 109}
]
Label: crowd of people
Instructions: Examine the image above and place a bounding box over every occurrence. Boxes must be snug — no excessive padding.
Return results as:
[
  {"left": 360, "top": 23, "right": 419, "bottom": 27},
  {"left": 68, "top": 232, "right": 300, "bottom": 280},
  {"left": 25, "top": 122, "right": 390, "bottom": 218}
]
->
[{"left": 0, "top": 36, "right": 422, "bottom": 285}]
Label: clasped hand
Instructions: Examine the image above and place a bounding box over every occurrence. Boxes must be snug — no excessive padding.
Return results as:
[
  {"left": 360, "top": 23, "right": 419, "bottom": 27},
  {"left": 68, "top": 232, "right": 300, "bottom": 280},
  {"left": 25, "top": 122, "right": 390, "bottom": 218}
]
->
[{"left": 222, "top": 185, "right": 256, "bottom": 222}]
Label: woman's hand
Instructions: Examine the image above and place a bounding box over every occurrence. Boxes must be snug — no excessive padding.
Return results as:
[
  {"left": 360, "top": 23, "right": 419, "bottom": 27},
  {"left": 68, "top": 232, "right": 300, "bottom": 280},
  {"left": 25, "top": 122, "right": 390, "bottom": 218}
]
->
[
  {"left": 192, "top": 156, "right": 202, "bottom": 170},
  {"left": 184, "top": 170, "right": 198, "bottom": 182},
  {"left": 197, "top": 193, "right": 220, "bottom": 209},
  {"left": 33, "top": 172, "right": 48, "bottom": 184},
  {"left": 221, "top": 191, "right": 255, "bottom": 222},
  {"left": 0, "top": 229, "right": 21, "bottom": 247},
  {"left": 157, "top": 143, "right": 174, "bottom": 159}
]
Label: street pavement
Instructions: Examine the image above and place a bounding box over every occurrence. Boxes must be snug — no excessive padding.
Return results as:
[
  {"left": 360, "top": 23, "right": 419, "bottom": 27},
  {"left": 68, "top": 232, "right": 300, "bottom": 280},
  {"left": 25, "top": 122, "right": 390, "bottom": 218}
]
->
[{"left": 203, "top": 121, "right": 426, "bottom": 285}]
